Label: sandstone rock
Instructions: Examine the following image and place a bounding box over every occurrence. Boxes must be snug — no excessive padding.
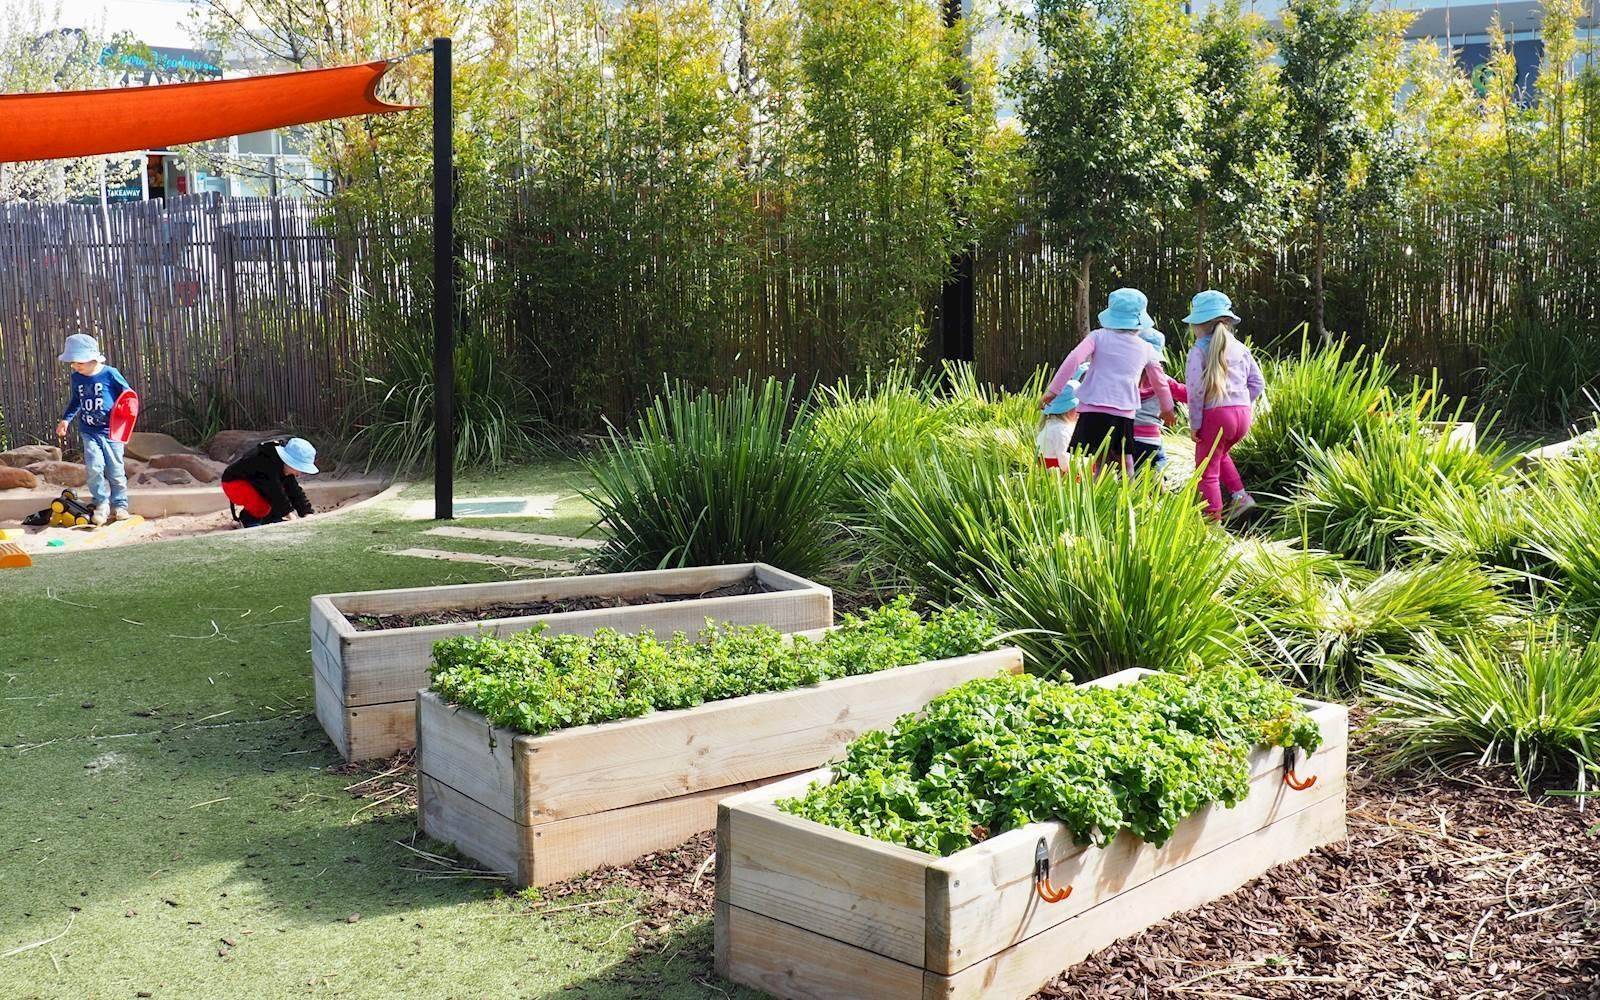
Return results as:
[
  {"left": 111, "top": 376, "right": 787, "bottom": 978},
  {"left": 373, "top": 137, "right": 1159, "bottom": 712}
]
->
[
  {"left": 204, "top": 430, "right": 284, "bottom": 464},
  {"left": 134, "top": 467, "right": 196, "bottom": 487},
  {"left": 126, "top": 432, "right": 200, "bottom": 462},
  {"left": 25, "top": 461, "right": 88, "bottom": 487},
  {"left": 0, "top": 445, "right": 62, "bottom": 468},
  {"left": 148, "top": 453, "right": 225, "bottom": 483},
  {"left": 124, "top": 459, "right": 147, "bottom": 476},
  {"left": 0, "top": 466, "right": 39, "bottom": 490}
]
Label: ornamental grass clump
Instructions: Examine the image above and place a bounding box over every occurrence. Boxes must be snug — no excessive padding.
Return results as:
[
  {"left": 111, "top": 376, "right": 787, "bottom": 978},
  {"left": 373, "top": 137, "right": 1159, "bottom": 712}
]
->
[
  {"left": 1230, "top": 335, "right": 1395, "bottom": 496},
  {"left": 812, "top": 364, "right": 1037, "bottom": 526},
  {"left": 583, "top": 377, "right": 846, "bottom": 578},
  {"left": 1285, "top": 418, "right": 1508, "bottom": 569},
  {"left": 779, "top": 666, "right": 1321, "bottom": 856},
  {"left": 428, "top": 598, "right": 996, "bottom": 736},
  {"left": 1366, "top": 623, "right": 1600, "bottom": 797},
  {"left": 863, "top": 453, "right": 1242, "bottom": 679},
  {"left": 1227, "top": 540, "right": 1510, "bottom": 696}
]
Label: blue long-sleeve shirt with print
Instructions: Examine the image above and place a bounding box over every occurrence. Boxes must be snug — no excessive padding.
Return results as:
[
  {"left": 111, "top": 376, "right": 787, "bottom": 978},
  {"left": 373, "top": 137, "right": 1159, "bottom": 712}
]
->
[{"left": 61, "top": 365, "right": 132, "bottom": 437}]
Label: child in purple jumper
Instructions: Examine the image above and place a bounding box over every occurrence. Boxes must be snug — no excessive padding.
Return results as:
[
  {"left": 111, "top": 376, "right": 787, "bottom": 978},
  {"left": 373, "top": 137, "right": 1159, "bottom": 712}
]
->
[
  {"left": 1183, "top": 290, "right": 1265, "bottom": 520},
  {"left": 1042, "top": 288, "right": 1175, "bottom": 469}
]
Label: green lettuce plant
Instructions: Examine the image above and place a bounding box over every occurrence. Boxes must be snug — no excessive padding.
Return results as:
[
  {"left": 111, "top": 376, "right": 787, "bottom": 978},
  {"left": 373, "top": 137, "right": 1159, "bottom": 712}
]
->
[{"left": 780, "top": 666, "right": 1321, "bottom": 856}]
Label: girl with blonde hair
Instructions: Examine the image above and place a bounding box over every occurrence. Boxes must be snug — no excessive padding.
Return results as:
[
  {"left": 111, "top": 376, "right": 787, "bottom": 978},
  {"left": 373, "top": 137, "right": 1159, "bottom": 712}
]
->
[{"left": 1183, "top": 290, "right": 1264, "bottom": 520}]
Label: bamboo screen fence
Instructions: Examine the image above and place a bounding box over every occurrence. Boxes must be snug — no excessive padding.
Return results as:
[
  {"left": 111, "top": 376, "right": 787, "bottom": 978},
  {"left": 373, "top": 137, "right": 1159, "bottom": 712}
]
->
[{"left": 0, "top": 192, "right": 1589, "bottom": 442}]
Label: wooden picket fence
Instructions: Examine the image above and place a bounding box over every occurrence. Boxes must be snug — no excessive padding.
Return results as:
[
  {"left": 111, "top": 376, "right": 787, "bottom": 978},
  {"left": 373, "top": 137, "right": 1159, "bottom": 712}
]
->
[{"left": 0, "top": 193, "right": 1591, "bottom": 443}]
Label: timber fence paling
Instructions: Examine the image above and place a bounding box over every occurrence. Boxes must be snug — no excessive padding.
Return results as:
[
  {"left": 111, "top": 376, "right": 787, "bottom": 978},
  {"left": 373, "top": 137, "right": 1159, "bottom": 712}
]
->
[{"left": 0, "top": 192, "right": 1590, "bottom": 444}]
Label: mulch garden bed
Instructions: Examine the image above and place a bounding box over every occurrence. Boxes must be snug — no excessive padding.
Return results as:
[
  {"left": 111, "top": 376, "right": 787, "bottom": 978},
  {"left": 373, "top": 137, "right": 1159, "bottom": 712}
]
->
[
  {"left": 542, "top": 745, "right": 1600, "bottom": 998},
  {"left": 346, "top": 575, "right": 776, "bottom": 631}
]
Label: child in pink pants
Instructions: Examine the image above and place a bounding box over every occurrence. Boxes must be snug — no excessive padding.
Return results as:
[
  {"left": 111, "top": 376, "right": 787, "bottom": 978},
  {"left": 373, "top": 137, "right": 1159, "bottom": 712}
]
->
[{"left": 1182, "top": 290, "right": 1264, "bottom": 520}]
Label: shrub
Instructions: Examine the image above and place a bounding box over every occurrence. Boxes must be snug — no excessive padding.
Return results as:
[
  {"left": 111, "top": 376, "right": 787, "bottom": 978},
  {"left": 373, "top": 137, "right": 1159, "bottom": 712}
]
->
[
  {"left": 864, "top": 454, "right": 1243, "bottom": 680},
  {"left": 1404, "top": 476, "right": 1542, "bottom": 576},
  {"left": 1524, "top": 452, "right": 1600, "bottom": 632},
  {"left": 779, "top": 665, "right": 1321, "bottom": 856},
  {"left": 584, "top": 377, "right": 846, "bottom": 578},
  {"left": 1285, "top": 419, "right": 1508, "bottom": 569},
  {"left": 1366, "top": 623, "right": 1600, "bottom": 797},
  {"left": 429, "top": 597, "right": 997, "bottom": 736},
  {"left": 1229, "top": 541, "right": 1509, "bottom": 696},
  {"left": 1482, "top": 316, "right": 1600, "bottom": 430},
  {"left": 813, "top": 364, "right": 1036, "bottom": 526},
  {"left": 1231, "top": 336, "right": 1395, "bottom": 496},
  {"left": 355, "top": 322, "right": 544, "bottom": 471}
]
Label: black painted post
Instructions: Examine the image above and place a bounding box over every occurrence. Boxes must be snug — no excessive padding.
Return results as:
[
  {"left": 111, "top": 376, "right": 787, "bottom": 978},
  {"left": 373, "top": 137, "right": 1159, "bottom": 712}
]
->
[
  {"left": 432, "top": 37, "right": 454, "bottom": 520},
  {"left": 940, "top": 0, "right": 976, "bottom": 369}
]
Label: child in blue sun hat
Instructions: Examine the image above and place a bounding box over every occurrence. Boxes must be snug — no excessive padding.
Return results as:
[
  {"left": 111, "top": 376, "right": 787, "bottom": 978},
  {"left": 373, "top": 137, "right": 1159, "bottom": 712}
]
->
[
  {"left": 55, "top": 332, "right": 135, "bottom": 525},
  {"left": 1129, "top": 328, "right": 1188, "bottom": 473},
  {"left": 1042, "top": 288, "right": 1175, "bottom": 470},
  {"left": 1183, "top": 290, "right": 1264, "bottom": 520},
  {"left": 1036, "top": 362, "right": 1088, "bottom": 468}
]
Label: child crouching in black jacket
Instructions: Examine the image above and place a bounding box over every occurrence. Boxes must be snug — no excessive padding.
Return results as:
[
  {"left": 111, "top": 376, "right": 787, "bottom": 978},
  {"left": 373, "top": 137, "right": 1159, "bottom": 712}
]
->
[{"left": 221, "top": 437, "right": 318, "bottom": 527}]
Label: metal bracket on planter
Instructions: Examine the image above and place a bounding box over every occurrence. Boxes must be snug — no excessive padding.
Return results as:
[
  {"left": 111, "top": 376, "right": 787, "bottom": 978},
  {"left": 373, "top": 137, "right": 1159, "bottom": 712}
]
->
[
  {"left": 1033, "top": 837, "right": 1072, "bottom": 904},
  {"left": 1283, "top": 745, "right": 1318, "bottom": 791}
]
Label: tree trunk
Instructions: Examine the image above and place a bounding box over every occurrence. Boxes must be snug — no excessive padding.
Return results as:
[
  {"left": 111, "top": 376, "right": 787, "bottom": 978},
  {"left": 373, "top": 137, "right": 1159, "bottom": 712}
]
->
[
  {"left": 1313, "top": 217, "right": 1327, "bottom": 344},
  {"left": 1076, "top": 254, "right": 1094, "bottom": 338},
  {"left": 1193, "top": 202, "right": 1207, "bottom": 295}
]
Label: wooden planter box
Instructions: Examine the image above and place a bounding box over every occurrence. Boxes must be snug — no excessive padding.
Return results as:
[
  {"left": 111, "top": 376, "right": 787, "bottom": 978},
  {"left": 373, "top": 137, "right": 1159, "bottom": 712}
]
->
[
  {"left": 715, "top": 668, "right": 1348, "bottom": 1000},
  {"left": 1422, "top": 420, "right": 1477, "bottom": 450},
  {"left": 311, "top": 563, "right": 832, "bottom": 761},
  {"left": 415, "top": 645, "right": 1025, "bottom": 886}
]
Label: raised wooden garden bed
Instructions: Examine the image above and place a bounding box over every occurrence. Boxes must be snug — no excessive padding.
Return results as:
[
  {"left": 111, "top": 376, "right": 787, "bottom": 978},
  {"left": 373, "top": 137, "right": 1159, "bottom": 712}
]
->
[
  {"left": 415, "top": 644, "right": 1025, "bottom": 886},
  {"left": 311, "top": 563, "right": 831, "bottom": 761},
  {"left": 1422, "top": 420, "right": 1477, "bottom": 450},
  {"left": 714, "top": 668, "right": 1348, "bottom": 1000}
]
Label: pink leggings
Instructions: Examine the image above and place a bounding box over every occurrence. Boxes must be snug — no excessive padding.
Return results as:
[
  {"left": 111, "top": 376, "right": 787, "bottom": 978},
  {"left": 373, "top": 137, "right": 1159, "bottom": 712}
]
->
[{"left": 1194, "top": 405, "right": 1252, "bottom": 518}]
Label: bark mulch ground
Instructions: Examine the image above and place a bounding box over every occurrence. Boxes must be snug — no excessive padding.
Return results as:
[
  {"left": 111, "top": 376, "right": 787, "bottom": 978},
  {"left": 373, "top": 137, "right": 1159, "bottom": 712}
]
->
[
  {"left": 346, "top": 575, "right": 775, "bottom": 631},
  {"left": 553, "top": 759, "right": 1599, "bottom": 998}
]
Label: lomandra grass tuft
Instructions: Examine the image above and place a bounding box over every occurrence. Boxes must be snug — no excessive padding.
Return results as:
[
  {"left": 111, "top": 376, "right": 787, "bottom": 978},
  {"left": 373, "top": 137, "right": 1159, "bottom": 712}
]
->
[
  {"left": 1231, "top": 335, "right": 1395, "bottom": 496},
  {"left": 866, "top": 454, "right": 1242, "bottom": 680},
  {"left": 583, "top": 377, "right": 846, "bottom": 578},
  {"left": 1367, "top": 623, "right": 1600, "bottom": 798}
]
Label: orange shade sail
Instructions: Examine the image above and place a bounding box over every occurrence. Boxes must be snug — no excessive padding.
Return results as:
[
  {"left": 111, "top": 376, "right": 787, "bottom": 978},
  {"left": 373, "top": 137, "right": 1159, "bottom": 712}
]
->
[{"left": 0, "top": 60, "right": 414, "bottom": 163}]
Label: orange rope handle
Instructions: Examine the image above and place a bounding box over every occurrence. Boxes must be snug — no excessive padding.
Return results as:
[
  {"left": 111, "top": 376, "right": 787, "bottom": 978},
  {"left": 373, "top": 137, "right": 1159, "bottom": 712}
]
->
[
  {"left": 1282, "top": 746, "right": 1317, "bottom": 791},
  {"left": 1032, "top": 837, "right": 1072, "bottom": 904},
  {"left": 1284, "top": 769, "right": 1318, "bottom": 791},
  {"left": 1035, "top": 875, "right": 1072, "bottom": 904}
]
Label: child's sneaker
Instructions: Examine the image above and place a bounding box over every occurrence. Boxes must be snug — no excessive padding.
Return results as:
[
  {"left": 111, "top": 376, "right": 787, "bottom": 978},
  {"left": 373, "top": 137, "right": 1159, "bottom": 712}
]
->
[
  {"left": 91, "top": 504, "right": 111, "bottom": 526},
  {"left": 112, "top": 506, "right": 132, "bottom": 523},
  {"left": 1226, "top": 493, "right": 1259, "bottom": 520}
]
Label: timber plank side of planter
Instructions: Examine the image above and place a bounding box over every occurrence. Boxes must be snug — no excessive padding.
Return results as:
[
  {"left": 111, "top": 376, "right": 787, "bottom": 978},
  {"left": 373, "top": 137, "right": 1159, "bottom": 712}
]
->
[
  {"left": 416, "top": 647, "right": 1025, "bottom": 886},
  {"left": 312, "top": 563, "right": 832, "bottom": 761},
  {"left": 715, "top": 668, "right": 1349, "bottom": 999}
]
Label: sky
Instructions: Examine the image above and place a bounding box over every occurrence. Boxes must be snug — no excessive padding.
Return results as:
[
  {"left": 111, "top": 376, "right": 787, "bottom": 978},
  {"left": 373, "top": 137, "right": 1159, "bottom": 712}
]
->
[{"left": 51, "top": 0, "right": 199, "bottom": 49}]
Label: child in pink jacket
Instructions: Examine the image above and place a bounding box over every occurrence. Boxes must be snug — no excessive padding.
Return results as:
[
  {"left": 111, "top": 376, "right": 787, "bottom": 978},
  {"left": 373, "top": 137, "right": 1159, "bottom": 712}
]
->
[
  {"left": 1042, "top": 288, "right": 1175, "bottom": 470},
  {"left": 1183, "top": 290, "right": 1264, "bottom": 519}
]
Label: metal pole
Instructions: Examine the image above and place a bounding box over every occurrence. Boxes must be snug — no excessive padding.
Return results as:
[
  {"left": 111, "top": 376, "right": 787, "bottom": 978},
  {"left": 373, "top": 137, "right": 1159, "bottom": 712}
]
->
[
  {"left": 939, "top": 0, "right": 976, "bottom": 369},
  {"left": 432, "top": 37, "right": 455, "bottom": 520}
]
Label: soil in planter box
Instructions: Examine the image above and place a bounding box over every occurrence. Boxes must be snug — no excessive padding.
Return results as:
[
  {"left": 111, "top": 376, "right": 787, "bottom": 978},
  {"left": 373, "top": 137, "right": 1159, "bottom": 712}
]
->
[{"left": 347, "top": 575, "right": 776, "bottom": 631}]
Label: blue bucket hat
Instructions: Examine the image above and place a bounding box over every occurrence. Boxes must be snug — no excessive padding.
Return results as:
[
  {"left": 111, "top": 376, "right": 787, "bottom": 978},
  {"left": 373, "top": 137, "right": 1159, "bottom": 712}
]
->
[
  {"left": 1182, "top": 290, "right": 1242, "bottom": 326},
  {"left": 1043, "top": 362, "right": 1089, "bottom": 415},
  {"left": 1137, "top": 328, "right": 1166, "bottom": 352},
  {"left": 58, "top": 333, "right": 105, "bottom": 363},
  {"left": 275, "top": 437, "right": 319, "bottom": 475},
  {"left": 1098, "top": 288, "right": 1154, "bottom": 331}
]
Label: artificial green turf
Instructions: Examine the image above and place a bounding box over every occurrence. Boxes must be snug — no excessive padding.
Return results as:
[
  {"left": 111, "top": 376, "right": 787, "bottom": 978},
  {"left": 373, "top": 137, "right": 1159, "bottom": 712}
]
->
[{"left": 0, "top": 461, "right": 750, "bottom": 999}]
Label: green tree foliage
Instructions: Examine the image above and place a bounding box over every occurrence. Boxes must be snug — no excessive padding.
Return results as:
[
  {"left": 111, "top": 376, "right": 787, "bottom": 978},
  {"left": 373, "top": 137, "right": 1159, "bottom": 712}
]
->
[
  {"left": 1010, "top": 0, "right": 1201, "bottom": 334},
  {"left": 1275, "top": 0, "right": 1386, "bottom": 340},
  {"left": 1187, "top": 0, "right": 1297, "bottom": 289}
]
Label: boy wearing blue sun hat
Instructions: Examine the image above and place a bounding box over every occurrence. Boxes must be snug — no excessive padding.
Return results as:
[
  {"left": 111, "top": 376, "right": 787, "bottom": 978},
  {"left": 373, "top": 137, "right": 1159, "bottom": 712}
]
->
[{"left": 55, "top": 332, "right": 135, "bottom": 525}]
